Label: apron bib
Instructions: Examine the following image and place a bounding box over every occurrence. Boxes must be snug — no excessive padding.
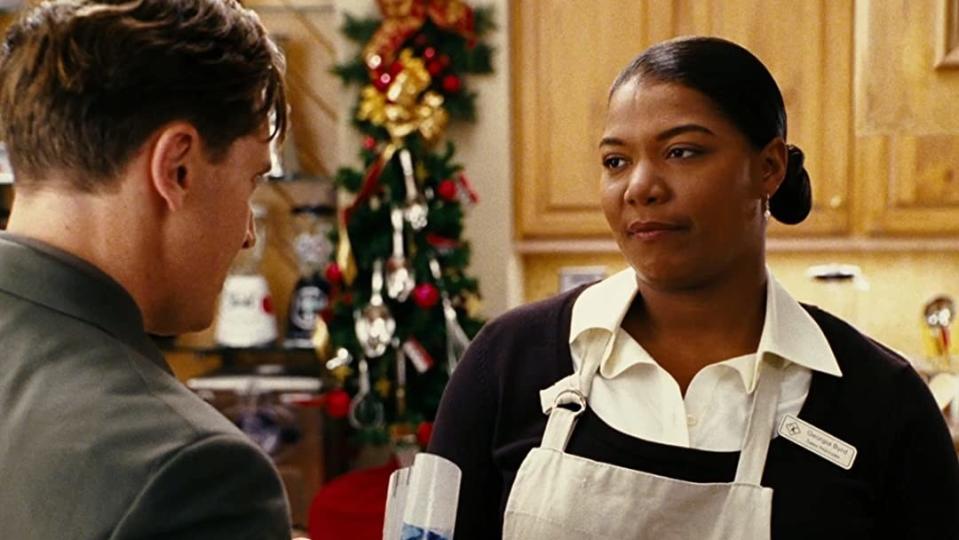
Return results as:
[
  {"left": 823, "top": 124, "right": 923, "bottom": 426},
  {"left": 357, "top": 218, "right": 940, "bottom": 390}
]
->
[{"left": 503, "top": 343, "right": 785, "bottom": 540}]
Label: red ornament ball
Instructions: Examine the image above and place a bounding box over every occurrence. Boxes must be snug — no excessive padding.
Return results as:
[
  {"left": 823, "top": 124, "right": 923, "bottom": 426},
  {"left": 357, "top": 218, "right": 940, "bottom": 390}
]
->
[
  {"left": 437, "top": 179, "right": 458, "bottom": 201},
  {"left": 325, "top": 388, "right": 351, "bottom": 419},
  {"left": 373, "top": 72, "right": 392, "bottom": 92},
  {"left": 362, "top": 136, "right": 377, "bottom": 151},
  {"left": 423, "top": 47, "right": 437, "bottom": 60},
  {"left": 442, "top": 74, "right": 462, "bottom": 93},
  {"left": 325, "top": 263, "right": 343, "bottom": 285},
  {"left": 412, "top": 283, "right": 440, "bottom": 309},
  {"left": 417, "top": 421, "right": 434, "bottom": 447},
  {"left": 427, "top": 60, "right": 444, "bottom": 77},
  {"left": 388, "top": 60, "right": 404, "bottom": 77}
]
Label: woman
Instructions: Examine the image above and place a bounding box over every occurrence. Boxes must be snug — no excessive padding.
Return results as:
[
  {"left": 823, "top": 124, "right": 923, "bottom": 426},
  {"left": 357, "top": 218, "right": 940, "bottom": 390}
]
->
[{"left": 429, "top": 37, "right": 959, "bottom": 539}]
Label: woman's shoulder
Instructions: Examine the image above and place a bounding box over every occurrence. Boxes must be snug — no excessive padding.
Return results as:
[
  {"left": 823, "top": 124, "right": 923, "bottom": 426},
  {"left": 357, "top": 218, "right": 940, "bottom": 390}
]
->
[
  {"left": 455, "top": 285, "right": 590, "bottom": 393},
  {"left": 801, "top": 303, "right": 929, "bottom": 401},
  {"left": 802, "top": 304, "right": 910, "bottom": 371},
  {"left": 476, "top": 285, "right": 588, "bottom": 347}
]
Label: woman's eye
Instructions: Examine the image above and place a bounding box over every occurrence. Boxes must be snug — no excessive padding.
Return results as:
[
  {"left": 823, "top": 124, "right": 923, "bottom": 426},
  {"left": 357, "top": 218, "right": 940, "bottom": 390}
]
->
[
  {"left": 602, "top": 156, "right": 628, "bottom": 170},
  {"left": 666, "top": 147, "right": 699, "bottom": 159}
]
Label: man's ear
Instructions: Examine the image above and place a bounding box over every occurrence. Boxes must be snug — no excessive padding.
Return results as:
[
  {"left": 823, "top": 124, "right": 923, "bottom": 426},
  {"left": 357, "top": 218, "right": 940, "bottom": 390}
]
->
[
  {"left": 759, "top": 137, "right": 788, "bottom": 198},
  {"left": 149, "top": 122, "right": 201, "bottom": 212}
]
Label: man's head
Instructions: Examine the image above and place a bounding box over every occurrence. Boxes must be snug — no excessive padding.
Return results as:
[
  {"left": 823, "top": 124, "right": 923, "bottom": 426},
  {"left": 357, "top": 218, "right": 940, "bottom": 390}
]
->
[{"left": 0, "top": 0, "right": 288, "bottom": 334}]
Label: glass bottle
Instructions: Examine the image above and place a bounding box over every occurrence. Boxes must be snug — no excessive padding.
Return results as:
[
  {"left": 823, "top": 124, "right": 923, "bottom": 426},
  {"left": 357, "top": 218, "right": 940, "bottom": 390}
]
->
[
  {"left": 284, "top": 205, "right": 335, "bottom": 348},
  {"left": 215, "top": 204, "right": 278, "bottom": 348}
]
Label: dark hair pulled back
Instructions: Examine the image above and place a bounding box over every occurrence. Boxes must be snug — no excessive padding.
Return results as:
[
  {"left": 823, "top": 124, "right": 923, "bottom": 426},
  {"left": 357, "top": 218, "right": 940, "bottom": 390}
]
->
[{"left": 610, "top": 36, "right": 811, "bottom": 225}]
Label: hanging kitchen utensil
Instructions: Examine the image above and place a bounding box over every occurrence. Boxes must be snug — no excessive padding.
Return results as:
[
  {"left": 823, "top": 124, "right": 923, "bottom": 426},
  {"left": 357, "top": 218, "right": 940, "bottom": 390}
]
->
[
  {"left": 386, "top": 206, "right": 416, "bottom": 302},
  {"left": 393, "top": 338, "right": 408, "bottom": 418},
  {"left": 326, "top": 347, "right": 353, "bottom": 371},
  {"left": 355, "top": 259, "right": 397, "bottom": 358},
  {"left": 348, "top": 356, "right": 385, "bottom": 430},
  {"left": 924, "top": 295, "right": 956, "bottom": 370},
  {"left": 399, "top": 149, "right": 428, "bottom": 231},
  {"left": 429, "top": 257, "right": 471, "bottom": 373}
]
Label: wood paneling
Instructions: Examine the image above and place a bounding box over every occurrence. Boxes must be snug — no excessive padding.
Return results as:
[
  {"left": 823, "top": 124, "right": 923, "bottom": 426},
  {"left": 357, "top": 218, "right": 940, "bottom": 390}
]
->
[
  {"left": 513, "top": 0, "right": 647, "bottom": 238},
  {"left": 856, "top": 0, "right": 959, "bottom": 235},
  {"left": 251, "top": 0, "right": 340, "bottom": 180},
  {"left": 513, "top": 0, "right": 854, "bottom": 239}
]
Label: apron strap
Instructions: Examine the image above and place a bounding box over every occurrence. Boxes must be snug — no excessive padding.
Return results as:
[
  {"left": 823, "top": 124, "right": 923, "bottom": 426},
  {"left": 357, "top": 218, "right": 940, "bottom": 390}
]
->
[
  {"left": 540, "top": 335, "right": 610, "bottom": 451},
  {"left": 541, "top": 407, "right": 580, "bottom": 451},
  {"left": 734, "top": 355, "right": 785, "bottom": 485}
]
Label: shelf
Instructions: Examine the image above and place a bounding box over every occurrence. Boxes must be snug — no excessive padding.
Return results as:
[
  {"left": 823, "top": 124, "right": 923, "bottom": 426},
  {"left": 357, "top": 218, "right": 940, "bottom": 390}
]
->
[
  {"left": 515, "top": 236, "right": 959, "bottom": 254},
  {"left": 247, "top": 1, "right": 334, "bottom": 15},
  {"left": 160, "top": 343, "right": 322, "bottom": 357}
]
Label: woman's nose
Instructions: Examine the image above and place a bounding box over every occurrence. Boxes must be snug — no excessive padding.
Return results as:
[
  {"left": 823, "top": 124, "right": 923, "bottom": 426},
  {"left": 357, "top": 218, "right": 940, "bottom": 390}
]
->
[{"left": 624, "top": 161, "right": 669, "bottom": 206}]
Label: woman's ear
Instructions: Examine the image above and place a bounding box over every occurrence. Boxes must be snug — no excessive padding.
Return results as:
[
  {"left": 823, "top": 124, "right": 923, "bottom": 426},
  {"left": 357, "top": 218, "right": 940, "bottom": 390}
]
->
[
  {"left": 759, "top": 137, "right": 788, "bottom": 198},
  {"left": 149, "top": 122, "right": 200, "bottom": 212}
]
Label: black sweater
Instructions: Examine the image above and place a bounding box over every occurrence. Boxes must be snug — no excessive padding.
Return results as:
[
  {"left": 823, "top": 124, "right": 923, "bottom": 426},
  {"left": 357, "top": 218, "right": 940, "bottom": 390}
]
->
[{"left": 428, "top": 286, "right": 959, "bottom": 539}]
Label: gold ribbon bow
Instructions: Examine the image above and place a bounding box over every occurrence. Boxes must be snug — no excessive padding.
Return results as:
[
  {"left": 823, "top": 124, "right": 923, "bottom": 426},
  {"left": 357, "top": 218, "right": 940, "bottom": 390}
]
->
[{"left": 357, "top": 49, "right": 449, "bottom": 143}]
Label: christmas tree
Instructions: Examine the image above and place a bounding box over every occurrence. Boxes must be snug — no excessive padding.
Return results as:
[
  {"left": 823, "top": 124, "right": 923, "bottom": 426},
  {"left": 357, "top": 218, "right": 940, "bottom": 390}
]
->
[{"left": 320, "top": 0, "right": 493, "bottom": 447}]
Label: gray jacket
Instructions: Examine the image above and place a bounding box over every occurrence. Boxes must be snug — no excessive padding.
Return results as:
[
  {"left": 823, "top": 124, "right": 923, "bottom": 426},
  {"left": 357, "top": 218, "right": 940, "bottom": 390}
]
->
[{"left": 0, "top": 233, "right": 291, "bottom": 539}]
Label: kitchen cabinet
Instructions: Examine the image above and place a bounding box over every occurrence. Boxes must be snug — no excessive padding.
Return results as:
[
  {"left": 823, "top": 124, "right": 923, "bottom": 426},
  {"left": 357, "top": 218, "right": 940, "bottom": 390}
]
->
[
  {"left": 514, "top": 0, "right": 959, "bottom": 242},
  {"left": 854, "top": 0, "right": 959, "bottom": 236},
  {"left": 513, "top": 0, "right": 854, "bottom": 240}
]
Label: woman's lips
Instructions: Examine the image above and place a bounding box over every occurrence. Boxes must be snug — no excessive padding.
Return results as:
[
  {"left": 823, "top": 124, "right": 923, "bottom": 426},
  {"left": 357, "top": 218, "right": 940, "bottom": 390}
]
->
[{"left": 625, "top": 219, "right": 688, "bottom": 241}]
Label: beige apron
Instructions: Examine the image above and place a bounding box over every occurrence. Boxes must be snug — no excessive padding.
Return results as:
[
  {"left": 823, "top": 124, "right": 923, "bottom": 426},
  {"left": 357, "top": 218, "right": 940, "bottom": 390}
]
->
[{"left": 502, "top": 343, "right": 785, "bottom": 540}]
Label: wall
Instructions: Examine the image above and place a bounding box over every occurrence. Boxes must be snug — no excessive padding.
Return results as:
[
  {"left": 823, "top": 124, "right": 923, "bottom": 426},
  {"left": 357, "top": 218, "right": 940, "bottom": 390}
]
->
[{"left": 523, "top": 249, "right": 959, "bottom": 359}]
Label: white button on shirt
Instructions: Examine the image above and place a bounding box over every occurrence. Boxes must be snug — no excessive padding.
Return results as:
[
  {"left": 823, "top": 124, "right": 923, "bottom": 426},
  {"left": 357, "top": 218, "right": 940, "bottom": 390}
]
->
[{"left": 540, "top": 268, "right": 843, "bottom": 452}]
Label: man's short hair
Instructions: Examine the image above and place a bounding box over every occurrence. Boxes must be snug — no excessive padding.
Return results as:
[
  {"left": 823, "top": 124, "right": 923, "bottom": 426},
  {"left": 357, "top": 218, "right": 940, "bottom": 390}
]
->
[{"left": 0, "top": 0, "right": 287, "bottom": 192}]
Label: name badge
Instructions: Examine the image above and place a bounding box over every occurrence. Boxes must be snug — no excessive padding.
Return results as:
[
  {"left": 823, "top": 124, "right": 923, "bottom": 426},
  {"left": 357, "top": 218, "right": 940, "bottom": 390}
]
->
[{"left": 778, "top": 414, "right": 857, "bottom": 470}]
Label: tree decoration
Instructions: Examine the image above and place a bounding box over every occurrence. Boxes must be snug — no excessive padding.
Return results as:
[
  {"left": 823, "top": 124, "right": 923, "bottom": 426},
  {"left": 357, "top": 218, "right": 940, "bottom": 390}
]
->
[
  {"left": 412, "top": 282, "right": 440, "bottom": 309},
  {"left": 328, "top": 0, "right": 493, "bottom": 445}
]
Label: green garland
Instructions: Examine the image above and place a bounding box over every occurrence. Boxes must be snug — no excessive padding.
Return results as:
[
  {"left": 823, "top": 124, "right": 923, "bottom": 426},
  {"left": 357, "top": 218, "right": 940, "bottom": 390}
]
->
[{"left": 326, "top": 5, "right": 494, "bottom": 445}]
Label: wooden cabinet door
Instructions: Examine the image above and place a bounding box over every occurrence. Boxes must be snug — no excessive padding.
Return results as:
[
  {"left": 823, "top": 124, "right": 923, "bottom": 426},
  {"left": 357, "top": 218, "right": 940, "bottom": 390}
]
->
[
  {"left": 855, "top": 0, "right": 959, "bottom": 236},
  {"left": 513, "top": 0, "right": 854, "bottom": 239}
]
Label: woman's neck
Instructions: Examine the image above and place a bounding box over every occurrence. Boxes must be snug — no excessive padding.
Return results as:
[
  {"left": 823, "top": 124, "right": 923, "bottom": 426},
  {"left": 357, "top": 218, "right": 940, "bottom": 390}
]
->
[{"left": 623, "top": 259, "right": 768, "bottom": 393}]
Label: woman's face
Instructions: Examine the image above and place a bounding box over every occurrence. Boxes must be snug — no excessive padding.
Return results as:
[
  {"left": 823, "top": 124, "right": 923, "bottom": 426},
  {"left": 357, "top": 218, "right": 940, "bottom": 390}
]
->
[{"left": 600, "top": 78, "right": 780, "bottom": 290}]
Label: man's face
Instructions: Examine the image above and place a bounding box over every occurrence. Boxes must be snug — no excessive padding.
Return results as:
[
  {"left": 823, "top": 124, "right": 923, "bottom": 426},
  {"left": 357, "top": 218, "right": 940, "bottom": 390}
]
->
[{"left": 155, "top": 125, "right": 272, "bottom": 335}]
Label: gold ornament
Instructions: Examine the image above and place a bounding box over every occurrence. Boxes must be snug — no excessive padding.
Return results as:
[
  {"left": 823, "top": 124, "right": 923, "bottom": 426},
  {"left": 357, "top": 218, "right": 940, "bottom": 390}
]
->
[
  {"left": 312, "top": 317, "right": 331, "bottom": 360},
  {"left": 357, "top": 86, "right": 388, "bottom": 126},
  {"left": 357, "top": 49, "right": 450, "bottom": 144},
  {"left": 464, "top": 292, "right": 483, "bottom": 318},
  {"left": 387, "top": 50, "right": 431, "bottom": 106},
  {"left": 335, "top": 210, "right": 358, "bottom": 286},
  {"left": 375, "top": 377, "right": 392, "bottom": 399},
  {"left": 331, "top": 365, "right": 353, "bottom": 384}
]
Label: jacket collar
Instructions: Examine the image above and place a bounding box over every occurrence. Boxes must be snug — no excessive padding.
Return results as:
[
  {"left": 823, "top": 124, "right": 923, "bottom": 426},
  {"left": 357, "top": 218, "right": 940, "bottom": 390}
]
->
[{"left": 0, "top": 232, "right": 169, "bottom": 372}]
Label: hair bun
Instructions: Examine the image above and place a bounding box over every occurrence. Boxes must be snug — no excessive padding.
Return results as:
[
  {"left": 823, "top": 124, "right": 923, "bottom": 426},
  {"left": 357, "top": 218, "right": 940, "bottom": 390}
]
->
[{"left": 769, "top": 144, "right": 812, "bottom": 225}]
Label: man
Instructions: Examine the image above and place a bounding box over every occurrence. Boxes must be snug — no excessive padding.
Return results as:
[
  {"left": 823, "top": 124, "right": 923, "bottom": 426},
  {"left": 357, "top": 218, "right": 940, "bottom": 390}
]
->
[{"left": 0, "top": 1, "right": 292, "bottom": 538}]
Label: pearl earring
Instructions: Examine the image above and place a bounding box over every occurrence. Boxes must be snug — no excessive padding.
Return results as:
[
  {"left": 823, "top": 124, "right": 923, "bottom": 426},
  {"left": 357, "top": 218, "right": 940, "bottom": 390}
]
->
[{"left": 762, "top": 195, "right": 771, "bottom": 220}]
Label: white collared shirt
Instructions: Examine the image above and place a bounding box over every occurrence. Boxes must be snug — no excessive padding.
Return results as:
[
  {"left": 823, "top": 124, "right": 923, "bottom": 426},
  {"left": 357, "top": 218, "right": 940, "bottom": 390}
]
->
[{"left": 540, "top": 268, "right": 843, "bottom": 452}]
